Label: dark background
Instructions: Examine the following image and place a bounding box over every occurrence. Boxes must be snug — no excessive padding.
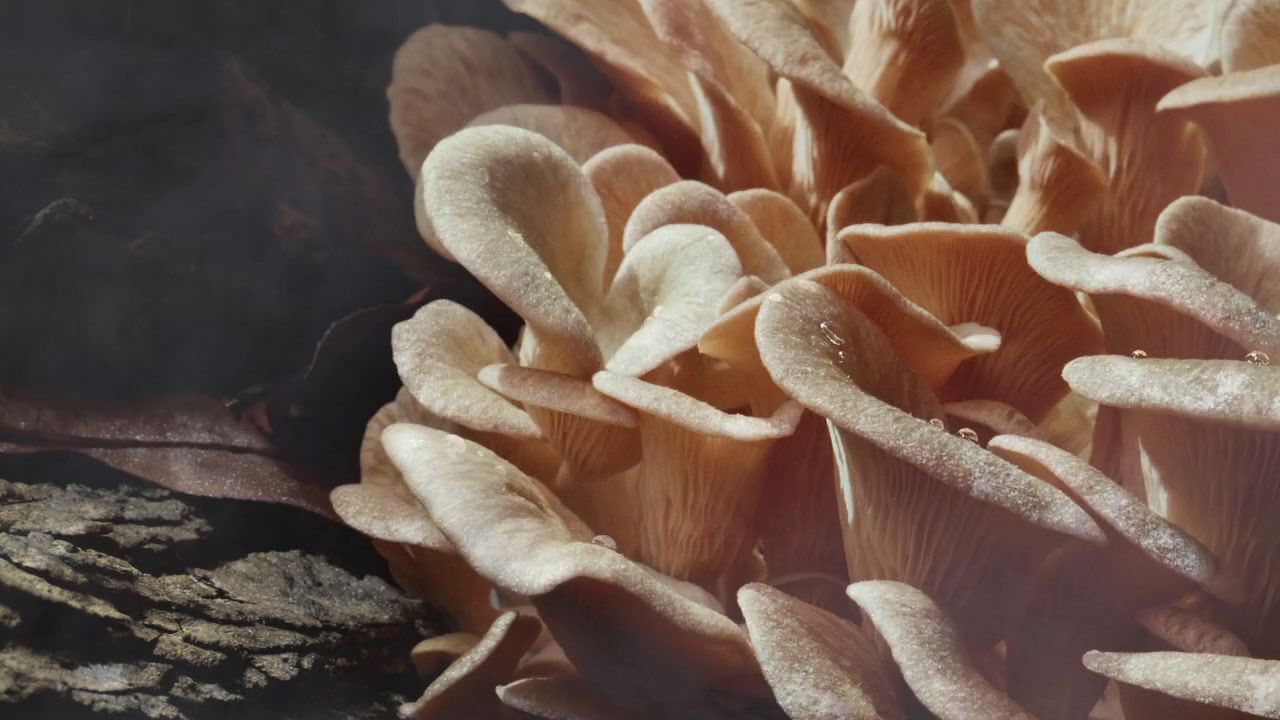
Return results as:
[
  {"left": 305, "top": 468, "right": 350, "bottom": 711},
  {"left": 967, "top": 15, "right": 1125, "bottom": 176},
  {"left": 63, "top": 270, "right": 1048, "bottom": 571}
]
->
[{"left": 0, "top": 0, "right": 530, "bottom": 398}]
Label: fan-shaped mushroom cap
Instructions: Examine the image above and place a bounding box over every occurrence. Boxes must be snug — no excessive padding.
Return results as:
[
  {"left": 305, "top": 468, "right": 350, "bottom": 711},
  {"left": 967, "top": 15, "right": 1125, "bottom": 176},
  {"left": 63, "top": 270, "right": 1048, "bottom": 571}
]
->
[
  {"left": 1158, "top": 66, "right": 1280, "bottom": 224},
  {"left": 401, "top": 611, "right": 543, "bottom": 720},
  {"left": 847, "top": 581, "right": 1036, "bottom": 720},
  {"left": 466, "top": 104, "right": 637, "bottom": 163},
  {"left": 421, "top": 126, "right": 609, "bottom": 377},
  {"left": 501, "top": 0, "right": 705, "bottom": 176},
  {"left": 1221, "top": 0, "right": 1280, "bottom": 72},
  {"left": 730, "top": 188, "right": 825, "bottom": 273},
  {"left": 739, "top": 582, "right": 907, "bottom": 719},
  {"left": 1043, "top": 39, "right": 1206, "bottom": 255},
  {"left": 837, "top": 223, "right": 1103, "bottom": 421},
  {"left": 705, "top": 0, "right": 932, "bottom": 216},
  {"left": 638, "top": 0, "right": 778, "bottom": 192},
  {"left": 583, "top": 144, "right": 680, "bottom": 289},
  {"left": 1083, "top": 651, "right": 1280, "bottom": 719},
  {"left": 1027, "top": 233, "right": 1280, "bottom": 361},
  {"left": 623, "top": 181, "right": 790, "bottom": 284},
  {"left": 593, "top": 370, "right": 803, "bottom": 585},
  {"left": 756, "top": 279, "right": 1102, "bottom": 648},
  {"left": 824, "top": 168, "right": 918, "bottom": 262},
  {"left": 1002, "top": 109, "right": 1105, "bottom": 236},
  {"left": 931, "top": 118, "right": 989, "bottom": 207},
  {"left": 988, "top": 433, "right": 1240, "bottom": 720},
  {"left": 384, "top": 424, "right": 771, "bottom": 712},
  {"left": 1066, "top": 355, "right": 1280, "bottom": 657},
  {"left": 841, "top": 0, "right": 966, "bottom": 128},
  {"left": 1154, "top": 197, "right": 1280, "bottom": 317},
  {"left": 973, "top": 0, "right": 1218, "bottom": 124},
  {"left": 388, "top": 25, "right": 555, "bottom": 177}
]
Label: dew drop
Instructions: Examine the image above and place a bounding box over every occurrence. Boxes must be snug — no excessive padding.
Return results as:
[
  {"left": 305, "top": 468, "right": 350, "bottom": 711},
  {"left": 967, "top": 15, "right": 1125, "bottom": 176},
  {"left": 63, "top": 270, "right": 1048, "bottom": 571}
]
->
[
  {"left": 591, "top": 534, "right": 617, "bottom": 551},
  {"left": 542, "top": 270, "right": 554, "bottom": 281},
  {"left": 1130, "top": 349, "right": 1148, "bottom": 359},
  {"left": 929, "top": 418, "right": 946, "bottom": 429},
  {"left": 1246, "top": 350, "right": 1271, "bottom": 366},
  {"left": 957, "top": 427, "right": 979, "bottom": 443},
  {"left": 819, "top": 320, "right": 846, "bottom": 346},
  {"left": 836, "top": 350, "right": 850, "bottom": 365},
  {"left": 767, "top": 292, "right": 783, "bottom": 302}
]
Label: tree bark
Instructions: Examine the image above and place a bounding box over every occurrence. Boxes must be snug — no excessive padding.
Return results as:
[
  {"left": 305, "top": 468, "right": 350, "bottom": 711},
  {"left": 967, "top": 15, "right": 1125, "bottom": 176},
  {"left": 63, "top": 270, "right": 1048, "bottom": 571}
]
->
[{"left": 0, "top": 456, "right": 433, "bottom": 719}]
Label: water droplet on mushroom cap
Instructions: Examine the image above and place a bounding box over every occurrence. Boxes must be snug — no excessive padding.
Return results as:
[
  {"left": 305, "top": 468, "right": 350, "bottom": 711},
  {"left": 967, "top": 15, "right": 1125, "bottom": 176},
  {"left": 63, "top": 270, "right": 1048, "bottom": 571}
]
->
[
  {"left": 819, "top": 320, "right": 846, "bottom": 346},
  {"left": 929, "top": 418, "right": 946, "bottom": 429},
  {"left": 1246, "top": 350, "right": 1271, "bottom": 366},
  {"left": 1131, "top": 349, "right": 1148, "bottom": 359},
  {"left": 591, "top": 534, "right": 617, "bottom": 550},
  {"left": 957, "top": 427, "right": 979, "bottom": 443}
]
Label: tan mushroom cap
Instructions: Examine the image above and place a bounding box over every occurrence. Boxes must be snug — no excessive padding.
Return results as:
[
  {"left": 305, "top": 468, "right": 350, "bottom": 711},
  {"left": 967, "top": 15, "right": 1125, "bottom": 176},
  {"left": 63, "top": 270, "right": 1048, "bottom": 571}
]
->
[
  {"left": 988, "top": 432, "right": 1239, "bottom": 720},
  {"left": 1154, "top": 197, "right": 1280, "bottom": 316},
  {"left": 987, "top": 434, "right": 1236, "bottom": 598},
  {"left": 730, "top": 189, "right": 825, "bottom": 274},
  {"left": 839, "top": 223, "right": 1103, "bottom": 422},
  {"left": 507, "top": 31, "right": 614, "bottom": 110},
  {"left": 739, "top": 582, "right": 907, "bottom": 720},
  {"left": 756, "top": 279, "right": 1103, "bottom": 542},
  {"left": 478, "top": 363, "right": 641, "bottom": 484},
  {"left": 705, "top": 0, "right": 932, "bottom": 214},
  {"left": 1065, "top": 354, "right": 1280, "bottom": 656},
  {"left": 791, "top": 0, "right": 856, "bottom": 59},
  {"left": 637, "top": 0, "right": 778, "bottom": 192},
  {"left": 638, "top": 0, "right": 772, "bottom": 128},
  {"left": 1082, "top": 651, "right": 1280, "bottom": 718},
  {"left": 421, "top": 126, "right": 608, "bottom": 377},
  {"left": 1002, "top": 108, "right": 1105, "bottom": 236},
  {"left": 941, "top": 59, "right": 1017, "bottom": 150},
  {"left": 847, "top": 581, "right": 1036, "bottom": 720},
  {"left": 1065, "top": 356, "right": 1280, "bottom": 432},
  {"left": 384, "top": 423, "right": 767, "bottom": 711},
  {"left": 1028, "top": 233, "right": 1280, "bottom": 360},
  {"left": 410, "top": 632, "right": 480, "bottom": 678},
  {"left": 466, "top": 104, "right": 637, "bottom": 164},
  {"left": 1044, "top": 39, "right": 1207, "bottom": 255},
  {"left": 501, "top": 0, "right": 705, "bottom": 176},
  {"left": 593, "top": 370, "right": 803, "bottom": 583},
  {"left": 1136, "top": 606, "right": 1251, "bottom": 657},
  {"left": 824, "top": 168, "right": 918, "bottom": 262},
  {"left": 400, "top": 611, "right": 543, "bottom": 719},
  {"left": 931, "top": 118, "right": 988, "bottom": 206},
  {"left": 622, "top": 181, "right": 790, "bottom": 284},
  {"left": 699, "top": 264, "right": 1000, "bottom": 394},
  {"left": 972, "top": 0, "right": 1218, "bottom": 124},
  {"left": 1158, "top": 66, "right": 1280, "bottom": 224},
  {"left": 919, "top": 172, "right": 979, "bottom": 224},
  {"left": 942, "top": 400, "right": 1044, "bottom": 441},
  {"left": 1221, "top": 0, "right": 1280, "bottom": 72},
  {"left": 392, "top": 301, "right": 541, "bottom": 439},
  {"left": 582, "top": 144, "right": 680, "bottom": 289},
  {"left": 387, "top": 24, "right": 555, "bottom": 177},
  {"left": 757, "top": 280, "right": 1103, "bottom": 647},
  {"left": 497, "top": 676, "right": 641, "bottom": 720},
  {"left": 331, "top": 483, "right": 447, "bottom": 551},
  {"left": 602, "top": 223, "right": 745, "bottom": 376},
  {"left": 841, "top": 0, "right": 965, "bottom": 128}
]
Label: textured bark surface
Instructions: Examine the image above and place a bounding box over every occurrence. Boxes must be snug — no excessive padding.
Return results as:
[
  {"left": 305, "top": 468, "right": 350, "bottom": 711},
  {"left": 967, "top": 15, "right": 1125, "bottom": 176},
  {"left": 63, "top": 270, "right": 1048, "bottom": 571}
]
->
[{"left": 0, "top": 455, "right": 434, "bottom": 719}]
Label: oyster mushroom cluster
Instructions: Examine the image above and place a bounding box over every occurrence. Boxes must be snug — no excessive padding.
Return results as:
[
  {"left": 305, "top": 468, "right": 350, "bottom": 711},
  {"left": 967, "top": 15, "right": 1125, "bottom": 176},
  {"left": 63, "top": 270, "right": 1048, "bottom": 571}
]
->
[{"left": 332, "top": 0, "right": 1280, "bottom": 717}]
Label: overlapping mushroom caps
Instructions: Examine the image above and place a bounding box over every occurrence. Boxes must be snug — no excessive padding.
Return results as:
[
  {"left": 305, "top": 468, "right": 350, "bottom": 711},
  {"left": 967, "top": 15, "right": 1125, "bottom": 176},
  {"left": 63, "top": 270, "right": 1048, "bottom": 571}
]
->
[{"left": 325, "top": 0, "right": 1280, "bottom": 716}]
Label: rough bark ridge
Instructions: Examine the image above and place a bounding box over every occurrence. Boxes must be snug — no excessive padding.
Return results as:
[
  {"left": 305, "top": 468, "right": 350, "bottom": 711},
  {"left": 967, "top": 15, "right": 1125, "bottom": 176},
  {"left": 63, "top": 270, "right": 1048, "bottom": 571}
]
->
[{"left": 0, "top": 456, "right": 433, "bottom": 719}]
